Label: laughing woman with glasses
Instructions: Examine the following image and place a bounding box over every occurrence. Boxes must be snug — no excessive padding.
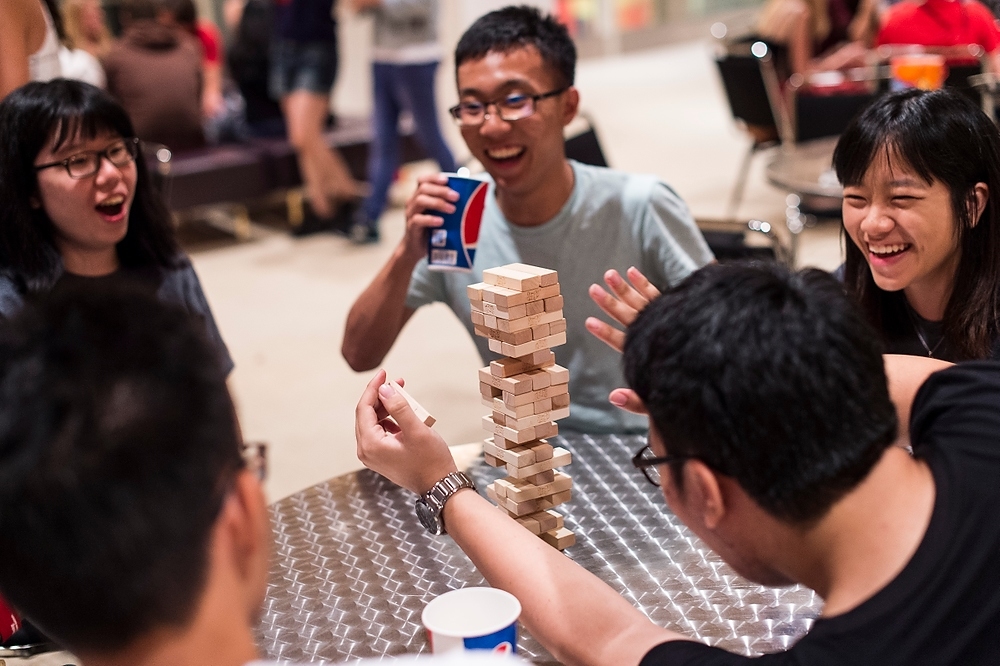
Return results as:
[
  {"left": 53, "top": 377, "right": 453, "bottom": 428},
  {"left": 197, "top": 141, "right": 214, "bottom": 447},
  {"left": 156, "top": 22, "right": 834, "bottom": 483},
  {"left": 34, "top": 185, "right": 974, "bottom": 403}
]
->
[{"left": 0, "top": 79, "right": 232, "bottom": 374}]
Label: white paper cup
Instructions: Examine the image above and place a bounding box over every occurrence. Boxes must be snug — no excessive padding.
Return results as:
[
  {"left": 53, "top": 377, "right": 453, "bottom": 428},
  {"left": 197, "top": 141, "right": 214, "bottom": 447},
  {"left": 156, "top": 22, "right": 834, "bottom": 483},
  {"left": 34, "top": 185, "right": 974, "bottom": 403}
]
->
[{"left": 422, "top": 587, "right": 521, "bottom": 655}]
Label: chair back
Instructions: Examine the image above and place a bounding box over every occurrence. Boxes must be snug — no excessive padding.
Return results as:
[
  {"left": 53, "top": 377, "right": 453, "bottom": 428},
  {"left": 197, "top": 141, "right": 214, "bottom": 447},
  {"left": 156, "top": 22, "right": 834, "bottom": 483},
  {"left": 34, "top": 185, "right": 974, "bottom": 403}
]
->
[{"left": 714, "top": 38, "right": 794, "bottom": 144}]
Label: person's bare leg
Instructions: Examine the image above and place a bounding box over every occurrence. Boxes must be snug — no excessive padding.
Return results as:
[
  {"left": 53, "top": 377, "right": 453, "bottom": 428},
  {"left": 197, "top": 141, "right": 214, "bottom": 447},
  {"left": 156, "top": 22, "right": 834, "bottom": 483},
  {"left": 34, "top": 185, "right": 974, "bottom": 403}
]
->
[{"left": 282, "top": 90, "right": 360, "bottom": 218}]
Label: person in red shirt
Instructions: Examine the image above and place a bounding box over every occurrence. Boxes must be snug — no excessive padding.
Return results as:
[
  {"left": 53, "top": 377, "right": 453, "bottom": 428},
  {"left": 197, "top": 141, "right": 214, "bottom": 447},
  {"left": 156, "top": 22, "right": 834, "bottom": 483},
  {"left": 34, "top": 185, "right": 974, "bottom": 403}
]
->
[{"left": 876, "top": 0, "right": 1000, "bottom": 71}]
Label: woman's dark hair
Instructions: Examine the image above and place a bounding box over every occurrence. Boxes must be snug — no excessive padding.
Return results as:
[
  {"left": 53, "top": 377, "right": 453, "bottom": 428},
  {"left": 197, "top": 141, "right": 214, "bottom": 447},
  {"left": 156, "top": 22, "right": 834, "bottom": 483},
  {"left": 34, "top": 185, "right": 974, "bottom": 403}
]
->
[
  {"left": 833, "top": 88, "right": 1000, "bottom": 359},
  {"left": 0, "top": 79, "right": 181, "bottom": 294}
]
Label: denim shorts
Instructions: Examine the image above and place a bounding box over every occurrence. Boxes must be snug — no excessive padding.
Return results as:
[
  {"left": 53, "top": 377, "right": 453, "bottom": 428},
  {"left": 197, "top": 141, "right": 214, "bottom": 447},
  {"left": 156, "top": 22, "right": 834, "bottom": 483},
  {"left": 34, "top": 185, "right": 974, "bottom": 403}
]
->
[{"left": 269, "top": 40, "right": 339, "bottom": 98}]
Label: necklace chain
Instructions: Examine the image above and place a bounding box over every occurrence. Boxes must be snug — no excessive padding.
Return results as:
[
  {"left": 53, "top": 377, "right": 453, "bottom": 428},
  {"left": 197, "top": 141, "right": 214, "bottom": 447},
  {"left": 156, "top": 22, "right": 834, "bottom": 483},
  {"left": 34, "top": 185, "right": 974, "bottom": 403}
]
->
[{"left": 906, "top": 306, "right": 945, "bottom": 357}]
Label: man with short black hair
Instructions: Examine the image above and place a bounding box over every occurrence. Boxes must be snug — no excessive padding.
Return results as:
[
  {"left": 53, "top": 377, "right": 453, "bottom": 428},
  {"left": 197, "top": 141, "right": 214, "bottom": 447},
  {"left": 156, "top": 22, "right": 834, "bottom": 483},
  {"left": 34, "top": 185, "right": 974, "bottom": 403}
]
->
[
  {"left": 343, "top": 5, "right": 713, "bottom": 434},
  {"left": 357, "top": 263, "right": 1000, "bottom": 665},
  {"left": 0, "top": 287, "right": 273, "bottom": 666}
]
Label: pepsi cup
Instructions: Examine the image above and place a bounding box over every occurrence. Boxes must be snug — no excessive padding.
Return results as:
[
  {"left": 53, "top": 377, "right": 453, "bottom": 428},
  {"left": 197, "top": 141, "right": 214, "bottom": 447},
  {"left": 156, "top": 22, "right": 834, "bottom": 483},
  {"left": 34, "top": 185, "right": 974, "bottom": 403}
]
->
[
  {"left": 427, "top": 175, "right": 488, "bottom": 272},
  {"left": 422, "top": 587, "right": 520, "bottom": 655}
]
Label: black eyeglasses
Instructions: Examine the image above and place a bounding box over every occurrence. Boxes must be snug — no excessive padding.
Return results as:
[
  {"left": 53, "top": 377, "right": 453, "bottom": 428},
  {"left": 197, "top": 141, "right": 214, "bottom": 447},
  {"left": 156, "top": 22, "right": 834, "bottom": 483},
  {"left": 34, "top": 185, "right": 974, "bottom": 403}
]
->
[
  {"left": 632, "top": 443, "right": 691, "bottom": 487},
  {"left": 448, "top": 88, "right": 569, "bottom": 127},
  {"left": 34, "top": 137, "right": 140, "bottom": 179}
]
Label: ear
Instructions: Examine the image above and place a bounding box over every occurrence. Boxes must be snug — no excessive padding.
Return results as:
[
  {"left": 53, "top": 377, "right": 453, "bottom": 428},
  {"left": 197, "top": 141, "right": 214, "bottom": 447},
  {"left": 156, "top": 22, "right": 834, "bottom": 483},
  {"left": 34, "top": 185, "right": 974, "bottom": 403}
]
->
[
  {"left": 561, "top": 86, "right": 580, "bottom": 127},
  {"left": 969, "top": 182, "right": 989, "bottom": 228},
  {"left": 682, "top": 460, "right": 727, "bottom": 530},
  {"left": 217, "top": 469, "right": 271, "bottom": 604}
]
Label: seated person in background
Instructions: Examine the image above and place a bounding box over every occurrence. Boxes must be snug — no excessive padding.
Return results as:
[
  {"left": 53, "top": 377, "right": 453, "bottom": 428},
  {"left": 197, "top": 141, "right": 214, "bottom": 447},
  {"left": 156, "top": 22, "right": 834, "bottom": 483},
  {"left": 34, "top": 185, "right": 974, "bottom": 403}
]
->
[
  {"left": 358, "top": 262, "right": 1000, "bottom": 665},
  {"left": 834, "top": 87, "right": 1000, "bottom": 361},
  {"left": 876, "top": 0, "right": 1000, "bottom": 71},
  {"left": 343, "top": 6, "right": 714, "bottom": 434},
  {"left": 160, "top": 0, "right": 226, "bottom": 123},
  {"left": 102, "top": 0, "right": 205, "bottom": 150},
  {"left": 755, "top": 0, "right": 877, "bottom": 75},
  {"left": 0, "top": 0, "right": 62, "bottom": 98},
  {"left": 0, "top": 288, "right": 272, "bottom": 666},
  {"left": 0, "top": 79, "right": 232, "bottom": 374}
]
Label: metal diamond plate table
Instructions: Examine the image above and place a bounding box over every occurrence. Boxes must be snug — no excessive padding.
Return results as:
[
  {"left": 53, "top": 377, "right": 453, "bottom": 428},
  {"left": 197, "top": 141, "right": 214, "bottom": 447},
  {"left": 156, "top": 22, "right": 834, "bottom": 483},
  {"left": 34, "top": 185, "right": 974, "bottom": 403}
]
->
[{"left": 256, "top": 434, "right": 821, "bottom": 662}]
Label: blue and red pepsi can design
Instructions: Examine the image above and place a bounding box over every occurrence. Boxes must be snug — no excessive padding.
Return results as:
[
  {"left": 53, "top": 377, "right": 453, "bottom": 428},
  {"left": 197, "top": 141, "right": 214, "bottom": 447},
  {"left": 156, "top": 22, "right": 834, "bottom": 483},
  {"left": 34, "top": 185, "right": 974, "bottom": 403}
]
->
[
  {"left": 426, "top": 622, "right": 517, "bottom": 655},
  {"left": 427, "top": 175, "right": 487, "bottom": 272}
]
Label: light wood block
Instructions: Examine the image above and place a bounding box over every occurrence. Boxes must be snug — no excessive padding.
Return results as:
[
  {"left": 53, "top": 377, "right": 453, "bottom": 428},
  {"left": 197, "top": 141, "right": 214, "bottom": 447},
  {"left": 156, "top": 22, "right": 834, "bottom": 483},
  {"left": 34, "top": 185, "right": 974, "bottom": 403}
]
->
[
  {"left": 387, "top": 381, "right": 435, "bottom": 426},
  {"left": 493, "top": 487, "right": 571, "bottom": 517},
  {"left": 483, "top": 266, "right": 542, "bottom": 291},
  {"left": 534, "top": 421, "right": 559, "bottom": 440},
  {"left": 496, "top": 309, "right": 564, "bottom": 333},
  {"left": 516, "top": 349, "right": 557, "bottom": 365},
  {"left": 542, "top": 364, "right": 569, "bottom": 386},
  {"left": 527, "top": 369, "right": 551, "bottom": 390},
  {"left": 525, "top": 469, "right": 555, "bottom": 484},
  {"left": 503, "top": 263, "right": 559, "bottom": 287},
  {"left": 551, "top": 392, "right": 570, "bottom": 409},
  {"left": 479, "top": 381, "right": 502, "bottom": 399},
  {"left": 502, "top": 471, "right": 572, "bottom": 503},
  {"left": 467, "top": 283, "right": 487, "bottom": 301},
  {"left": 531, "top": 323, "right": 550, "bottom": 339},
  {"left": 503, "top": 407, "right": 570, "bottom": 431},
  {"left": 481, "top": 301, "right": 527, "bottom": 320},
  {"left": 484, "top": 314, "right": 498, "bottom": 328},
  {"left": 486, "top": 397, "right": 535, "bottom": 419},
  {"left": 550, "top": 319, "right": 567, "bottom": 335},
  {"left": 481, "top": 415, "right": 540, "bottom": 444},
  {"left": 484, "top": 453, "right": 502, "bottom": 467},
  {"left": 483, "top": 439, "right": 552, "bottom": 467},
  {"left": 490, "top": 352, "right": 555, "bottom": 378},
  {"left": 516, "top": 515, "right": 542, "bottom": 535},
  {"left": 540, "top": 526, "right": 576, "bottom": 550},
  {"left": 495, "top": 331, "right": 567, "bottom": 357},
  {"left": 525, "top": 299, "right": 545, "bottom": 316},
  {"left": 478, "top": 368, "right": 533, "bottom": 395},
  {"left": 506, "top": 447, "right": 571, "bottom": 478},
  {"left": 504, "top": 382, "right": 568, "bottom": 407},
  {"left": 544, "top": 295, "right": 564, "bottom": 312},
  {"left": 471, "top": 310, "right": 486, "bottom": 326}
]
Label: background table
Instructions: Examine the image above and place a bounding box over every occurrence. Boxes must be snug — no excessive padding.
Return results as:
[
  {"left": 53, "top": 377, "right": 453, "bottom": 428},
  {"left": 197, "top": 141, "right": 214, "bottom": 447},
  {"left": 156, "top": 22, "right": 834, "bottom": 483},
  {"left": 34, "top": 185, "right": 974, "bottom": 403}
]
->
[{"left": 256, "top": 434, "right": 821, "bottom": 663}]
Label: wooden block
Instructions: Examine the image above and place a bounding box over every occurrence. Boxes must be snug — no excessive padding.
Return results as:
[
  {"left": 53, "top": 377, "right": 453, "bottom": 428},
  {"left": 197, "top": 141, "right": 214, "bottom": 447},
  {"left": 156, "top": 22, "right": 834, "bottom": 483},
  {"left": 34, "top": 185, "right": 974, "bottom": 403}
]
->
[
  {"left": 549, "top": 318, "right": 566, "bottom": 335},
  {"left": 496, "top": 309, "right": 564, "bottom": 333},
  {"left": 502, "top": 471, "right": 572, "bottom": 503},
  {"left": 503, "top": 263, "right": 559, "bottom": 287},
  {"left": 490, "top": 354, "right": 552, "bottom": 378},
  {"left": 492, "top": 435, "right": 550, "bottom": 454},
  {"left": 525, "top": 469, "right": 555, "bottom": 485},
  {"left": 484, "top": 453, "right": 502, "bottom": 468},
  {"left": 532, "top": 397, "right": 553, "bottom": 414},
  {"left": 387, "top": 381, "right": 435, "bottom": 426},
  {"left": 498, "top": 331, "right": 567, "bottom": 357},
  {"left": 481, "top": 415, "right": 538, "bottom": 444},
  {"left": 524, "top": 283, "right": 561, "bottom": 302},
  {"left": 480, "top": 381, "right": 502, "bottom": 399},
  {"left": 478, "top": 368, "right": 533, "bottom": 395},
  {"left": 534, "top": 421, "right": 559, "bottom": 440},
  {"left": 471, "top": 310, "right": 486, "bottom": 326},
  {"left": 467, "top": 282, "right": 487, "bottom": 301},
  {"left": 532, "top": 441, "right": 554, "bottom": 461},
  {"left": 515, "top": 349, "right": 556, "bottom": 366},
  {"left": 542, "top": 364, "right": 569, "bottom": 386},
  {"left": 544, "top": 295, "right": 564, "bottom": 312},
  {"left": 482, "top": 284, "right": 528, "bottom": 308},
  {"left": 527, "top": 369, "right": 551, "bottom": 391},
  {"left": 536, "top": 489, "right": 571, "bottom": 510},
  {"left": 551, "top": 392, "right": 569, "bottom": 409},
  {"left": 507, "top": 447, "right": 571, "bottom": 478},
  {"left": 540, "top": 527, "right": 576, "bottom": 550},
  {"left": 473, "top": 324, "right": 490, "bottom": 339},
  {"left": 483, "top": 266, "right": 542, "bottom": 291},
  {"left": 486, "top": 483, "right": 497, "bottom": 502},
  {"left": 483, "top": 439, "right": 545, "bottom": 467},
  {"left": 487, "top": 397, "right": 536, "bottom": 419},
  {"left": 531, "top": 323, "right": 551, "bottom": 340},
  {"left": 481, "top": 301, "right": 527, "bottom": 321},
  {"left": 484, "top": 314, "right": 497, "bottom": 328},
  {"left": 534, "top": 509, "right": 563, "bottom": 533},
  {"left": 493, "top": 489, "right": 569, "bottom": 517},
  {"left": 478, "top": 326, "right": 533, "bottom": 346},
  {"left": 525, "top": 299, "right": 545, "bottom": 316},
  {"left": 516, "top": 515, "right": 542, "bottom": 535},
  {"left": 504, "top": 382, "right": 569, "bottom": 407},
  {"left": 504, "top": 407, "right": 570, "bottom": 431}
]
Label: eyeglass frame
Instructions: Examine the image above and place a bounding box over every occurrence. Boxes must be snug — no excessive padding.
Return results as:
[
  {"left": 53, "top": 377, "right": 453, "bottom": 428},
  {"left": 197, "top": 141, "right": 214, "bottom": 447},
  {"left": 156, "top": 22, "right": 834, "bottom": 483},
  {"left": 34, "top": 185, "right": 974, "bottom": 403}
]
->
[
  {"left": 448, "top": 87, "right": 570, "bottom": 127},
  {"left": 632, "top": 443, "right": 693, "bottom": 487},
  {"left": 33, "top": 137, "right": 140, "bottom": 179}
]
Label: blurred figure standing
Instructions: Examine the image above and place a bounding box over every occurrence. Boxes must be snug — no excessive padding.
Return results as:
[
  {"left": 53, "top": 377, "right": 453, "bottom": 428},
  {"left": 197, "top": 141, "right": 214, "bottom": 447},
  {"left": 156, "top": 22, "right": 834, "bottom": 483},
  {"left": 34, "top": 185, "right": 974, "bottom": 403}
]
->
[
  {"left": 271, "top": 0, "right": 365, "bottom": 233},
  {"left": 160, "top": 0, "right": 226, "bottom": 123},
  {"left": 349, "top": 0, "right": 455, "bottom": 244},
  {"left": 62, "top": 0, "right": 112, "bottom": 58},
  {"left": 0, "top": 0, "right": 61, "bottom": 98}
]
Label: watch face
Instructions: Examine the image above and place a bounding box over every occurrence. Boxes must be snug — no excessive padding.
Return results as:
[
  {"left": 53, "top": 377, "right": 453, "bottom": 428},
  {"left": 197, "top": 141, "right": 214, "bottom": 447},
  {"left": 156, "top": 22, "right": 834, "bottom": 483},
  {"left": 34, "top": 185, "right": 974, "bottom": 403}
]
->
[{"left": 415, "top": 499, "right": 442, "bottom": 535}]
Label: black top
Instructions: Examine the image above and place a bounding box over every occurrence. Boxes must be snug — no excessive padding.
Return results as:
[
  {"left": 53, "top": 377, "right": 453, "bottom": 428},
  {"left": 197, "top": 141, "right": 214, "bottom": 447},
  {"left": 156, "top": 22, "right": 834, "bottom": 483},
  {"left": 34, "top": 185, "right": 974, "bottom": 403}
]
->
[{"left": 641, "top": 362, "right": 1000, "bottom": 665}]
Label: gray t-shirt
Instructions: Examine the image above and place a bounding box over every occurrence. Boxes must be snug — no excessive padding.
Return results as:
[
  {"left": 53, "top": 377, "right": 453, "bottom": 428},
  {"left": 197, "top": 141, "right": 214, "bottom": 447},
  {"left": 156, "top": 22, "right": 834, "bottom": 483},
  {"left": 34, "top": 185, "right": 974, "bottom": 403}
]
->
[
  {"left": 406, "top": 160, "right": 714, "bottom": 433},
  {"left": 0, "top": 258, "right": 234, "bottom": 376}
]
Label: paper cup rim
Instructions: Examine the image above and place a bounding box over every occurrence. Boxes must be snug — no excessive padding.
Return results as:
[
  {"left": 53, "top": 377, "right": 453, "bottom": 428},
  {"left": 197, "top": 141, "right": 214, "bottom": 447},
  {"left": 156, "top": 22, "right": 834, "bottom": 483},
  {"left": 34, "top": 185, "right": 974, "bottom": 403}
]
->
[{"left": 422, "top": 587, "right": 521, "bottom": 638}]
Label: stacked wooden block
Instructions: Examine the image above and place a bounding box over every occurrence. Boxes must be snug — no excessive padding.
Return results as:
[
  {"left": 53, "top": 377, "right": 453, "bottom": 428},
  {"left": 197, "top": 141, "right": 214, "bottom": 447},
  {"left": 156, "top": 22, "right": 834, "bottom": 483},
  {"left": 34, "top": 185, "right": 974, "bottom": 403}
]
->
[{"left": 468, "top": 263, "right": 576, "bottom": 551}]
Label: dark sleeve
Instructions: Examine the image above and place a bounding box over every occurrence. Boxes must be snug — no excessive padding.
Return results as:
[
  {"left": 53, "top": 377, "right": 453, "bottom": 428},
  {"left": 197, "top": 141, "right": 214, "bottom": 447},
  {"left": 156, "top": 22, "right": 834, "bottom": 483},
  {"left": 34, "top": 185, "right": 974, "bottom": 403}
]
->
[
  {"left": 641, "top": 641, "right": 768, "bottom": 666},
  {"left": 910, "top": 362, "right": 1000, "bottom": 458},
  {"left": 158, "top": 262, "right": 235, "bottom": 377}
]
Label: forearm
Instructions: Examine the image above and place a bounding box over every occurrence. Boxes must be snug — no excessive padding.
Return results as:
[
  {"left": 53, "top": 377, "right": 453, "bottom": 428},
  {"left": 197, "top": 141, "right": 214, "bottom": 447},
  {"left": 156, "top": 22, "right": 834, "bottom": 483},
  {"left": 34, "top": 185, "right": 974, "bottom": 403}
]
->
[
  {"left": 443, "top": 490, "right": 678, "bottom": 666},
  {"left": 883, "top": 354, "right": 953, "bottom": 444},
  {"left": 342, "top": 246, "right": 420, "bottom": 370}
]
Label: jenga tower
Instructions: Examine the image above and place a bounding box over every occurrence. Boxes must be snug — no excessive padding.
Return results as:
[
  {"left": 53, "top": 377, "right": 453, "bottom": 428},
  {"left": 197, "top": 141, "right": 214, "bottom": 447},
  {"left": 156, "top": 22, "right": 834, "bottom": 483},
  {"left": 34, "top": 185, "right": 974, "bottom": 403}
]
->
[{"left": 467, "top": 263, "right": 576, "bottom": 551}]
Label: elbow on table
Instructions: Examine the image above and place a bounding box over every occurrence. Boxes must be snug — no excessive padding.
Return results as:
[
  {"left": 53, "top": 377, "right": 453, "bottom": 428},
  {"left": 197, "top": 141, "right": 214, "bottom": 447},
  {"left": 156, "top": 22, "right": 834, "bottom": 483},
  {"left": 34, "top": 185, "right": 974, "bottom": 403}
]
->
[{"left": 341, "top": 336, "right": 383, "bottom": 373}]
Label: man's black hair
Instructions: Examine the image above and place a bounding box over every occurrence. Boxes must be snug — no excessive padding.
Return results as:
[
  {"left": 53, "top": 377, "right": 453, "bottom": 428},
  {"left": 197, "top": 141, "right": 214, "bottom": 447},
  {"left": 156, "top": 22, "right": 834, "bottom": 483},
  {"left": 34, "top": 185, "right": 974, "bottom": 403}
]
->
[
  {"left": 0, "top": 285, "right": 242, "bottom": 653},
  {"left": 623, "top": 263, "right": 897, "bottom": 524},
  {"left": 455, "top": 6, "right": 576, "bottom": 87}
]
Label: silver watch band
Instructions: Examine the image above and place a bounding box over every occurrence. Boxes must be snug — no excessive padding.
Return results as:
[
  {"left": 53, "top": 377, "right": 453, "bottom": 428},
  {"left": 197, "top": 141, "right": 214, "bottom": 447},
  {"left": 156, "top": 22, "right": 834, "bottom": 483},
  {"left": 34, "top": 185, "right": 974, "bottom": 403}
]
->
[{"left": 422, "top": 471, "right": 476, "bottom": 533}]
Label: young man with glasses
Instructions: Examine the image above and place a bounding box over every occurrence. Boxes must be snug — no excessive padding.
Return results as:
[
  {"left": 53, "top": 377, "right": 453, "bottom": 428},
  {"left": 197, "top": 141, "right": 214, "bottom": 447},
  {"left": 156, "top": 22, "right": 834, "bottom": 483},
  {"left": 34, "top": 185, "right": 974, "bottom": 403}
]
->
[
  {"left": 343, "top": 5, "right": 714, "bottom": 434},
  {"left": 357, "top": 262, "right": 1000, "bottom": 664}
]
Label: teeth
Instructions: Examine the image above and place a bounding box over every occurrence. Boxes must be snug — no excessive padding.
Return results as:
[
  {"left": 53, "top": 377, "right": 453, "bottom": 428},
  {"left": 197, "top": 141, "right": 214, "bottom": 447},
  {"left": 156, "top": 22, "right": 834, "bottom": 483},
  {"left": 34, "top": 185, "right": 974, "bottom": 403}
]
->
[
  {"left": 99, "top": 196, "right": 124, "bottom": 206},
  {"left": 486, "top": 147, "right": 523, "bottom": 160},
  {"left": 869, "top": 244, "right": 908, "bottom": 255}
]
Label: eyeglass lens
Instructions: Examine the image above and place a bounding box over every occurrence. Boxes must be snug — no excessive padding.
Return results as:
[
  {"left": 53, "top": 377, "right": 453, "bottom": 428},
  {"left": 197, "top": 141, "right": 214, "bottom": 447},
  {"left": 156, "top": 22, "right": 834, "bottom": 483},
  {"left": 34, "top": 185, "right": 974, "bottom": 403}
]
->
[
  {"left": 455, "top": 95, "right": 535, "bottom": 126},
  {"left": 639, "top": 448, "right": 662, "bottom": 486},
  {"left": 66, "top": 141, "right": 136, "bottom": 178}
]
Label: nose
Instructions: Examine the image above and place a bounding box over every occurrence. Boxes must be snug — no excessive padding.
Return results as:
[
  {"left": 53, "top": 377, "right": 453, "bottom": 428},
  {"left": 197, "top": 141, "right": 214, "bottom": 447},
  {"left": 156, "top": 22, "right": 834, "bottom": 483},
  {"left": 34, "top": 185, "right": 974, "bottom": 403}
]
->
[
  {"left": 857, "top": 203, "right": 895, "bottom": 240},
  {"left": 93, "top": 154, "right": 125, "bottom": 186},
  {"left": 479, "top": 104, "right": 511, "bottom": 136}
]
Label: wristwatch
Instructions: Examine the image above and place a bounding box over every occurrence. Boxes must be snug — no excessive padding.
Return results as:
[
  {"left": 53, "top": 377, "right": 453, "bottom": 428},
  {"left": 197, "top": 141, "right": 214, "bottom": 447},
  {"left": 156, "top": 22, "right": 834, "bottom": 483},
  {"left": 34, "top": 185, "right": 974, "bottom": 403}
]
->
[{"left": 415, "top": 471, "right": 476, "bottom": 536}]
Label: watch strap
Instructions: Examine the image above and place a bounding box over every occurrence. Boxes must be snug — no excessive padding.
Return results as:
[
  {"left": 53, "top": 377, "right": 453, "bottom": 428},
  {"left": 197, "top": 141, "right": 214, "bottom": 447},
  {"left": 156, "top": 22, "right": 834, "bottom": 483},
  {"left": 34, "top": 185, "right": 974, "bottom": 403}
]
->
[{"left": 421, "top": 471, "right": 476, "bottom": 534}]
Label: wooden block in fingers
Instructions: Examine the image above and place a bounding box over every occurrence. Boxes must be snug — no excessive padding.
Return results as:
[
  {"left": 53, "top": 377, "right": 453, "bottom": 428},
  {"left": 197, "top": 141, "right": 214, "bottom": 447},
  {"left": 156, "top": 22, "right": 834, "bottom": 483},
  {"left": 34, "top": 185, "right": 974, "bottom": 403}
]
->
[
  {"left": 387, "top": 381, "right": 435, "bottom": 426},
  {"left": 540, "top": 526, "right": 576, "bottom": 550}
]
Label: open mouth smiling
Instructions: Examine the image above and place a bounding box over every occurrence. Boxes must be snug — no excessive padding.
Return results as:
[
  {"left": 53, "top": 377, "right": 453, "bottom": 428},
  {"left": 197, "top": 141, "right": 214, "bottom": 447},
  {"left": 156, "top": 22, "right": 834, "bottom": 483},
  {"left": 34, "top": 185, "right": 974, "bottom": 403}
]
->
[
  {"left": 485, "top": 147, "right": 525, "bottom": 162},
  {"left": 868, "top": 242, "right": 911, "bottom": 258},
  {"left": 95, "top": 195, "right": 126, "bottom": 218}
]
